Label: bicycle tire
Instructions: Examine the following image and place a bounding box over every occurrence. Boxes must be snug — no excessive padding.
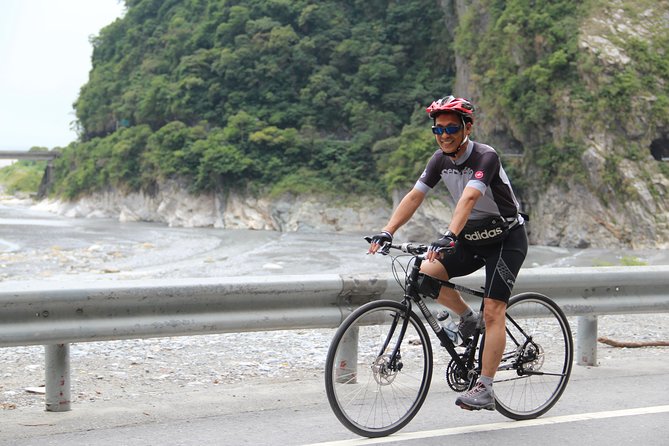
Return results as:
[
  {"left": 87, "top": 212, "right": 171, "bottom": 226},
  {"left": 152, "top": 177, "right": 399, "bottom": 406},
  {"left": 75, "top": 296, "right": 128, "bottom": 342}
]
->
[
  {"left": 492, "top": 292, "right": 573, "bottom": 420},
  {"left": 325, "top": 300, "right": 433, "bottom": 437}
]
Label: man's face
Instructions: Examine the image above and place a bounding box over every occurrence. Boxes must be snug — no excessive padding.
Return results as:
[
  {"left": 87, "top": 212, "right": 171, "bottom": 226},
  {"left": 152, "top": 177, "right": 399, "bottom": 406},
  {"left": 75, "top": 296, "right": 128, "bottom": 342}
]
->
[{"left": 433, "top": 113, "right": 470, "bottom": 157}]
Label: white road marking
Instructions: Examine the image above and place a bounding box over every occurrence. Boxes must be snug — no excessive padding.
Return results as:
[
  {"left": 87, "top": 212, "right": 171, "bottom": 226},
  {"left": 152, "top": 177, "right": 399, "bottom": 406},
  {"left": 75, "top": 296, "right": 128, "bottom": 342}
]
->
[{"left": 307, "top": 405, "right": 669, "bottom": 446}]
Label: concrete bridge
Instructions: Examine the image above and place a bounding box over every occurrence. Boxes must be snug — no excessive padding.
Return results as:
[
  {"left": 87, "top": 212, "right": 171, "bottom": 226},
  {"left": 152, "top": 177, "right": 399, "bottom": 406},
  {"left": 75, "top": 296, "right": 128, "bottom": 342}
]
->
[
  {"left": 0, "top": 150, "right": 60, "bottom": 161},
  {"left": 0, "top": 150, "right": 60, "bottom": 197}
]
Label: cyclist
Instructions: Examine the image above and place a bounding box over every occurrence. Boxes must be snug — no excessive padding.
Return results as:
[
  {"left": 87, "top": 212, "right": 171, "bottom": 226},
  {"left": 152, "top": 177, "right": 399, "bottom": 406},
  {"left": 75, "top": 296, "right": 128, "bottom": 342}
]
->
[{"left": 368, "top": 95, "right": 528, "bottom": 411}]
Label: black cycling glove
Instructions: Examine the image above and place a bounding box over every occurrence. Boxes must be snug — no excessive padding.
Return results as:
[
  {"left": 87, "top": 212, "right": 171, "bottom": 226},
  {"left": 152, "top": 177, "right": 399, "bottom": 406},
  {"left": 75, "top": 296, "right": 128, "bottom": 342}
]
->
[
  {"left": 370, "top": 230, "right": 393, "bottom": 246},
  {"left": 428, "top": 231, "right": 457, "bottom": 255}
]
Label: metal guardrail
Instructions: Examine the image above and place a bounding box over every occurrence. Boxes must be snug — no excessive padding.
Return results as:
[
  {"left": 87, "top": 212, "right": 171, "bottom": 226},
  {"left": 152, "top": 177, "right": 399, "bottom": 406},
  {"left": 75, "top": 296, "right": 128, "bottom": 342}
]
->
[
  {"left": 1, "top": 266, "right": 668, "bottom": 411},
  {"left": 0, "top": 275, "right": 388, "bottom": 347}
]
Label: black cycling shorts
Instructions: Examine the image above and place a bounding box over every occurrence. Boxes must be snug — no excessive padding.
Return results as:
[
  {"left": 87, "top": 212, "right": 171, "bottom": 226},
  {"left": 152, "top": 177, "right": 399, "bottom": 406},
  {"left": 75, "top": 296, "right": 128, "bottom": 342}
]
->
[{"left": 439, "top": 225, "right": 528, "bottom": 303}]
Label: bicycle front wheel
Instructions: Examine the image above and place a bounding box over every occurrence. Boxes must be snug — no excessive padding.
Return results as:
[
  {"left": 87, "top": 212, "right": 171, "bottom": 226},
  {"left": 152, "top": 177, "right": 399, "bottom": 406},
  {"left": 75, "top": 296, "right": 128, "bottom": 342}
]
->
[
  {"left": 325, "top": 300, "right": 433, "bottom": 437},
  {"left": 493, "top": 292, "right": 573, "bottom": 420}
]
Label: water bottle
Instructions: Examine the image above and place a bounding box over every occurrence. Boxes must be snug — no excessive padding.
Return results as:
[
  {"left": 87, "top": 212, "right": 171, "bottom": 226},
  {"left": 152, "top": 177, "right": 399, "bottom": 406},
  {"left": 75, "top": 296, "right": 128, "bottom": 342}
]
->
[{"left": 436, "top": 311, "right": 463, "bottom": 345}]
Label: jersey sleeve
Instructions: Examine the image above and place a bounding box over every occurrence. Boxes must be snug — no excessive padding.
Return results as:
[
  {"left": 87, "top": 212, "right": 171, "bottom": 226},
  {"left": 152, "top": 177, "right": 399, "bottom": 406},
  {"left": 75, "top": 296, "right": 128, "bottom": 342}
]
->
[
  {"left": 466, "top": 151, "right": 500, "bottom": 193},
  {"left": 415, "top": 151, "right": 443, "bottom": 193}
]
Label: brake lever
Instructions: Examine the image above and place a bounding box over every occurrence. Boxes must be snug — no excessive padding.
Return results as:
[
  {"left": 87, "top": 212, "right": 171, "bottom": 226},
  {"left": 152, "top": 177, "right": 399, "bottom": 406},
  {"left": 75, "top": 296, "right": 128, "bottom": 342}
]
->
[
  {"left": 364, "top": 236, "right": 392, "bottom": 255},
  {"left": 379, "top": 242, "right": 391, "bottom": 255}
]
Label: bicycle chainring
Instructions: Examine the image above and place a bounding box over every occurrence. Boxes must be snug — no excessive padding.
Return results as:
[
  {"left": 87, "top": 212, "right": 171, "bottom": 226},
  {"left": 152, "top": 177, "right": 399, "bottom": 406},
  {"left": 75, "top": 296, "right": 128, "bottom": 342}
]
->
[{"left": 446, "top": 355, "right": 470, "bottom": 392}]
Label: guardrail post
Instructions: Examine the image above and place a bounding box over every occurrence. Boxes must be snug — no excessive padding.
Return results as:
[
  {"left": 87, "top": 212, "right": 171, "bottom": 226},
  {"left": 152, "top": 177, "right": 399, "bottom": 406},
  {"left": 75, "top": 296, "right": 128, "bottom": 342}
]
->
[
  {"left": 45, "top": 344, "right": 71, "bottom": 412},
  {"left": 577, "top": 316, "right": 598, "bottom": 366},
  {"left": 334, "top": 327, "right": 358, "bottom": 384}
]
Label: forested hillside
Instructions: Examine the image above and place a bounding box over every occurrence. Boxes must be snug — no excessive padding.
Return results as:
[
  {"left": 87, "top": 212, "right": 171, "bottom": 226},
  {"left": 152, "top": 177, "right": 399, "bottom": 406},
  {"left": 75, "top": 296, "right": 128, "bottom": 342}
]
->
[
  {"left": 56, "top": 0, "right": 451, "bottom": 198},
  {"left": 49, "top": 0, "right": 669, "bottom": 247}
]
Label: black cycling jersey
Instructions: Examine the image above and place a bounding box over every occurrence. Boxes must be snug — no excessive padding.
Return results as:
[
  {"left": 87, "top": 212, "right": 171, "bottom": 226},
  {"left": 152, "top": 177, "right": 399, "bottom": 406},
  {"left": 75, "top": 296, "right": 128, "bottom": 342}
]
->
[
  {"left": 415, "top": 139, "right": 527, "bottom": 301},
  {"left": 414, "top": 140, "right": 521, "bottom": 220}
]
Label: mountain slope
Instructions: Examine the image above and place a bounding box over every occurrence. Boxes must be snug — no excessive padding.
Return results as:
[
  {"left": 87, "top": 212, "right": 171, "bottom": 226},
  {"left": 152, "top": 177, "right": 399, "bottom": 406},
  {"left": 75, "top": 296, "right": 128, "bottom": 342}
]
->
[{"left": 49, "top": 0, "right": 669, "bottom": 248}]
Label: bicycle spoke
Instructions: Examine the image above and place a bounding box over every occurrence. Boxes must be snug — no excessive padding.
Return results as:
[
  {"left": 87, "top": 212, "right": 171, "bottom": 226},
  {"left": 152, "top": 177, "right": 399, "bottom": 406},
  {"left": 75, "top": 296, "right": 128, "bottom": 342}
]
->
[
  {"left": 325, "top": 302, "right": 433, "bottom": 437},
  {"left": 493, "top": 293, "right": 573, "bottom": 420}
]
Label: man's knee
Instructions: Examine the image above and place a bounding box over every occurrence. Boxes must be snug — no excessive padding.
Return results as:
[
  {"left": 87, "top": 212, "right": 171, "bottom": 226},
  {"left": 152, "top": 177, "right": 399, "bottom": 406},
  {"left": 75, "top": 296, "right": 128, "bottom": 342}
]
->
[
  {"left": 483, "top": 298, "right": 506, "bottom": 325},
  {"left": 420, "top": 260, "right": 449, "bottom": 281}
]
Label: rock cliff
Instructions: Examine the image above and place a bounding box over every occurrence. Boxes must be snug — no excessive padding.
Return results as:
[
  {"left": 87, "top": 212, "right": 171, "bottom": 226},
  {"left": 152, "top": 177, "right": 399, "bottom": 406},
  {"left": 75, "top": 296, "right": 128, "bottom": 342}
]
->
[
  {"left": 538, "top": 2, "right": 668, "bottom": 249},
  {"left": 35, "top": 180, "right": 453, "bottom": 242},
  {"left": 446, "top": 0, "right": 669, "bottom": 249}
]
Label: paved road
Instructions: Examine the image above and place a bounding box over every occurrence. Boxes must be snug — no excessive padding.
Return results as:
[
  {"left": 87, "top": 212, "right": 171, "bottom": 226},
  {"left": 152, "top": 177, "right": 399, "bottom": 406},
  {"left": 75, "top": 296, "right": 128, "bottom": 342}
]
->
[{"left": 1, "top": 351, "right": 667, "bottom": 446}]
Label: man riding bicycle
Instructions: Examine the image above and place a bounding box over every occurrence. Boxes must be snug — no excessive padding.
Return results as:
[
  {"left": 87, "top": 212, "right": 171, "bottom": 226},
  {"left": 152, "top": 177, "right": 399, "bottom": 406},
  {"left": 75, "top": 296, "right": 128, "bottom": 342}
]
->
[{"left": 368, "top": 95, "right": 528, "bottom": 411}]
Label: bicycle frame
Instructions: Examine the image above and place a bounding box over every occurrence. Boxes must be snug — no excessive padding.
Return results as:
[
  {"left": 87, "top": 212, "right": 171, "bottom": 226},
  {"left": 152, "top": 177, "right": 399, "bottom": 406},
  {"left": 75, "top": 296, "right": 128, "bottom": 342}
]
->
[
  {"left": 386, "top": 253, "right": 552, "bottom": 392},
  {"left": 392, "top": 253, "right": 486, "bottom": 379}
]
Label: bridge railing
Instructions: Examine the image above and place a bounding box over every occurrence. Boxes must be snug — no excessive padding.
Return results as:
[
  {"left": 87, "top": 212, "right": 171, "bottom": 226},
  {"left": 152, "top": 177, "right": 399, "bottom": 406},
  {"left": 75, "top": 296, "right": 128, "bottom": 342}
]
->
[
  {"left": 0, "top": 150, "right": 60, "bottom": 161},
  {"left": 1, "top": 265, "right": 668, "bottom": 411}
]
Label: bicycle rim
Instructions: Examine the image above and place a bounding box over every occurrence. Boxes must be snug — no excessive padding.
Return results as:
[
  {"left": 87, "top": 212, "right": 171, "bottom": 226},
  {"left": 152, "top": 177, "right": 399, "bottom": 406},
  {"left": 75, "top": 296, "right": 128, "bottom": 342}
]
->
[
  {"left": 325, "top": 300, "right": 433, "bottom": 437},
  {"left": 493, "top": 293, "right": 573, "bottom": 420}
]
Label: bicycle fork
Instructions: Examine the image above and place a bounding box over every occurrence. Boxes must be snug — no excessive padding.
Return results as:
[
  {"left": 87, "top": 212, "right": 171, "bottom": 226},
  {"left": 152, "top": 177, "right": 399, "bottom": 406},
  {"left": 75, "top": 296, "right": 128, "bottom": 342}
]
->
[{"left": 377, "top": 304, "right": 411, "bottom": 373}]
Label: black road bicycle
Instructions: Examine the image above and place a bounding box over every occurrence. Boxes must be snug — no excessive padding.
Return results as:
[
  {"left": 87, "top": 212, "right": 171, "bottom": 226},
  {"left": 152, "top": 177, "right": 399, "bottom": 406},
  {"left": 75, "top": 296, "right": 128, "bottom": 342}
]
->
[{"left": 325, "top": 240, "right": 573, "bottom": 437}]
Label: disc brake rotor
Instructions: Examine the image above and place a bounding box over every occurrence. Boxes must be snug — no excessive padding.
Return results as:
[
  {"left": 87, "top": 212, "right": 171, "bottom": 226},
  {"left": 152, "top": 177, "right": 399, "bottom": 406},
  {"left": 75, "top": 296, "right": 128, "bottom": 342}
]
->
[
  {"left": 372, "top": 355, "right": 400, "bottom": 385},
  {"left": 522, "top": 343, "right": 545, "bottom": 371}
]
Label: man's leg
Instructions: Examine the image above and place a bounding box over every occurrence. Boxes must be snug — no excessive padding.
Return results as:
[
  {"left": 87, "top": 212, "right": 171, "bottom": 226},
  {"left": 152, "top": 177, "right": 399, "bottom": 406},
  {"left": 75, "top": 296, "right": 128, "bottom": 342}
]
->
[
  {"left": 455, "top": 297, "right": 506, "bottom": 411},
  {"left": 420, "top": 260, "right": 470, "bottom": 314},
  {"left": 481, "top": 297, "right": 507, "bottom": 378},
  {"left": 421, "top": 259, "right": 479, "bottom": 343},
  {"left": 456, "top": 227, "right": 528, "bottom": 411}
]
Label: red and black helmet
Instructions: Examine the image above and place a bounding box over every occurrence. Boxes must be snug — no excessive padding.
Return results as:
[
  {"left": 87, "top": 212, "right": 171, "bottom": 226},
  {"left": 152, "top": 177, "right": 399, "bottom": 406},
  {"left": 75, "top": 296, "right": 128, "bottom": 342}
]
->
[{"left": 426, "top": 95, "right": 475, "bottom": 123}]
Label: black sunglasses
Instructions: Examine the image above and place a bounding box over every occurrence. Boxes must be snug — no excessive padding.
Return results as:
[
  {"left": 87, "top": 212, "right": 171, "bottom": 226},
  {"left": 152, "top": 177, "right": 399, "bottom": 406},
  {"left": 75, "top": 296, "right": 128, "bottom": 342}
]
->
[{"left": 431, "top": 125, "right": 462, "bottom": 135}]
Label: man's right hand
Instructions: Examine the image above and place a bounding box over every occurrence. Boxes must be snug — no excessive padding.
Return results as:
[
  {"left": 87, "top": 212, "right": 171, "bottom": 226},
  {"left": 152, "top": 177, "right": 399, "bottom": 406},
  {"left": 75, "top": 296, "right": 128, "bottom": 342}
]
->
[{"left": 367, "top": 231, "right": 393, "bottom": 254}]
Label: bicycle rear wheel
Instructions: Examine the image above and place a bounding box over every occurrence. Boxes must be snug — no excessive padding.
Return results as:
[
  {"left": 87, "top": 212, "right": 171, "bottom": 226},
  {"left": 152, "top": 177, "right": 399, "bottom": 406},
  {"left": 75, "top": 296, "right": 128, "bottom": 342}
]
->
[
  {"left": 493, "top": 292, "right": 573, "bottom": 420},
  {"left": 325, "top": 300, "right": 433, "bottom": 437}
]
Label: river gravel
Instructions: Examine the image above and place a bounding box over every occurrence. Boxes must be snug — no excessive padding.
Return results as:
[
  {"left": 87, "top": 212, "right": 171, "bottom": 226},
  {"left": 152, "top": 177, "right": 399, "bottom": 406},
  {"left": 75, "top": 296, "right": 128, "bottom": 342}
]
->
[{"left": 0, "top": 329, "right": 335, "bottom": 410}]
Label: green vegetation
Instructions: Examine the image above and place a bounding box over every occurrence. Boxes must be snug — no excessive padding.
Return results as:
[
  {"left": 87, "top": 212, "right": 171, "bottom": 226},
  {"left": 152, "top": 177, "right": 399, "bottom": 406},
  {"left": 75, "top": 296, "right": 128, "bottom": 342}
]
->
[
  {"left": 455, "top": 0, "right": 587, "bottom": 139},
  {"left": 577, "top": 0, "right": 669, "bottom": 196},
  {"left": 0, "top": 160, "right": 47, "bottom": 195},
  {"left": 620, "top": 256, "right": 648, "bottom": 266},
  {"left": 455, "top": 0, "right": 593, "bottom": 188},
  {"left": 56, "top": 0, "right": 452, "bottom": 199},
  {"left": 592, "top": 2, "right": 669, "bottom": 126},
  {"left": 593, "top": 256, "right": 648, "bottom": 267},
  {"left": 45, "top": 0, "right": 668, "bottom": 204}
]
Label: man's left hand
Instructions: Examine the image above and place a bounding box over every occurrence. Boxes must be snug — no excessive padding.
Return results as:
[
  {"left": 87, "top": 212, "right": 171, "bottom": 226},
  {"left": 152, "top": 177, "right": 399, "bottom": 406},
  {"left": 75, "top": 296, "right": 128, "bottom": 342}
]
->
[{"left": 427, "top": 231, "right": 457, "bottom": 261}]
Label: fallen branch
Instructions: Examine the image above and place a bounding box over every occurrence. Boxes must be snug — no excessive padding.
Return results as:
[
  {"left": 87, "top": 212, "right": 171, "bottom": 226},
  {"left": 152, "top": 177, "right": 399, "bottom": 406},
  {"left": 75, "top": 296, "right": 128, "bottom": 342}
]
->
[{"left": 597, "top": 337, "right": 669, "bottom": 348}]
